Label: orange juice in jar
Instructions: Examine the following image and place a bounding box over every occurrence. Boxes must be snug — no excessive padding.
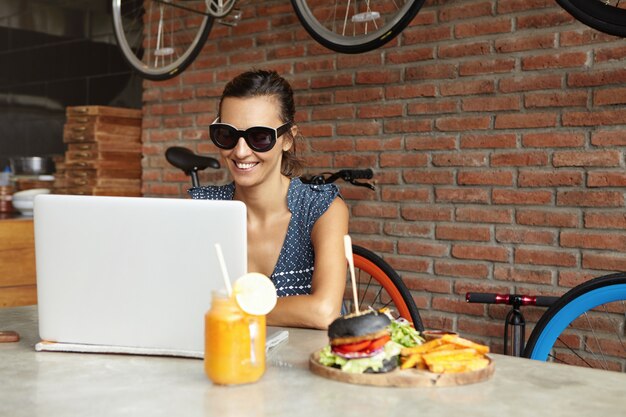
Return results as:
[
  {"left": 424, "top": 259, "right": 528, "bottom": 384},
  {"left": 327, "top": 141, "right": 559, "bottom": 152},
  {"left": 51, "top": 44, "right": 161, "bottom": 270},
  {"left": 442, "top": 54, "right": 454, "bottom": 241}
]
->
[{"left": 204, "top": 290, "right": 266, "bottom": 385}]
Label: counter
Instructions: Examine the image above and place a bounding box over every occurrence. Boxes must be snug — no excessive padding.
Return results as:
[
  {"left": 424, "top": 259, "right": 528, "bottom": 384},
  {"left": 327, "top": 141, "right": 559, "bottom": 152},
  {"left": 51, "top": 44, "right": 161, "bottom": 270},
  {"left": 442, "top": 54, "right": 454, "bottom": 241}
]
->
[
  {"left": 1, "top": 306, "right": 625, "bottom": 417},
  {"left": 0, "top": 217, "right": 36, "bottom": 306}
]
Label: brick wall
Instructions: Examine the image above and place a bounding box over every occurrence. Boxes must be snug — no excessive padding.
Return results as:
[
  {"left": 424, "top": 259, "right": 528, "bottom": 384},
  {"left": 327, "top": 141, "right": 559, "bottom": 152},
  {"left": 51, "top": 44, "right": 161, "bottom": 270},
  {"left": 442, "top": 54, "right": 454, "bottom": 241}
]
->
[{"left": 141, "top": 0, "right": 626, "bottom": 352}]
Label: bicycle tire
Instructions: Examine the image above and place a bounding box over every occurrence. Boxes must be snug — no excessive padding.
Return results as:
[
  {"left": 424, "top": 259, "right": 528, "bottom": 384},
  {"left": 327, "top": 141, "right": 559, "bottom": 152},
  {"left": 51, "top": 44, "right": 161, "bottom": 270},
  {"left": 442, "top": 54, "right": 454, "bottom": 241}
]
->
[
  {"left": 346, "top": 245, "right": 424, "bottom": 331},
  {"left": 524, "top": 273, "right": 626, "bottom": 371},
  {"left": 556, "top": 0, "right": 626, "bottom": 37},
  {"left": 112, "top": 0, "right": 214, "bottom": 81},
  {"left": 290, "top": 0, "right": 426, "bottom": 54}
]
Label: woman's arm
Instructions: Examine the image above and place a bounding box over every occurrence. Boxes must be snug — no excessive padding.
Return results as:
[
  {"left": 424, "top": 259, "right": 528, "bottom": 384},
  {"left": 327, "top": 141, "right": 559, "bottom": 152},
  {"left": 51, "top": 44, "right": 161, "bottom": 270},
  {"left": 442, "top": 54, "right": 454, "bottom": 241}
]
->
[{"left": 266, "top": 197, "right": 349, "bottom": 329}]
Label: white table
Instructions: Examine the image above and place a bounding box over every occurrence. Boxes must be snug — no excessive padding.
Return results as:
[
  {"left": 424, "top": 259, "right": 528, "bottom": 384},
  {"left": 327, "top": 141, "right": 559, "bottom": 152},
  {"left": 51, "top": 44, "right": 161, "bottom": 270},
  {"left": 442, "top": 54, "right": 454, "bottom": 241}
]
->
[{"left": 1, "top": 306, "right": 625, "bottom": 417}]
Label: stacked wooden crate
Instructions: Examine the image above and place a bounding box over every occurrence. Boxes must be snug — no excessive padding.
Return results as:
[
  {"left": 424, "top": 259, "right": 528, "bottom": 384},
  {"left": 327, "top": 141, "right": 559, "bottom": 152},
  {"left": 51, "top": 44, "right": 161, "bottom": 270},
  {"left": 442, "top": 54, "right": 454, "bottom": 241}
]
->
[{"left": 59, "top": 105, "right": 142, "bottom": 196}]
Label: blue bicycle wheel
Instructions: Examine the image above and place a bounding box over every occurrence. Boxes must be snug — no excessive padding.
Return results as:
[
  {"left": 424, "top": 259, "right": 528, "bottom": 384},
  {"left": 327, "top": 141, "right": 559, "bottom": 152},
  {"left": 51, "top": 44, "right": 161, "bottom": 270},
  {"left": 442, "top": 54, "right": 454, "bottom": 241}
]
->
[{"left": 524, "top": 273, "right": 626, "bottom": 370}]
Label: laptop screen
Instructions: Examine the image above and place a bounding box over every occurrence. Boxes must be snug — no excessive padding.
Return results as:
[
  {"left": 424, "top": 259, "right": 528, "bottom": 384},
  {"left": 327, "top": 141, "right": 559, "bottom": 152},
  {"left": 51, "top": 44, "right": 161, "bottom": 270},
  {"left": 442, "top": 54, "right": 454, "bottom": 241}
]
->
[{"left": 33, "top": 194, "right": 247, "bottom": 355}]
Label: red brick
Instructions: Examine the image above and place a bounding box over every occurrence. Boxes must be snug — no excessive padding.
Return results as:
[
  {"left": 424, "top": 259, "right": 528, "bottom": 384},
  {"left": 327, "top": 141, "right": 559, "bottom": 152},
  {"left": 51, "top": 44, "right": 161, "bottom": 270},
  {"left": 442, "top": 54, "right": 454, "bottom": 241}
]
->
[
  {"left": 406, "top": 63, "right": 457, "bottom": 80},
  {"left": 440, "top": 80, "right": 495, "bottom": 96},
  {"left": 380, "top": 153, "right": 428, "bottom": 168},
  {"left": 432, "top": 152, "right": 488, "bottom": 167},
  {"left": 404, "top": 170, "right": 455, "bottom": 185},
  {"left": 516, "top": 9, "right": 575, "bottom": 30},
  {"left": 495, "top": 227, "right": 556, "bottom": 245},
  {"left": 383, "top": 222, "right": 432, "bottom": 238},
  {"left": 456, "top": 207, "right": 513, "bottom": 224},
  {"left": 348, "top": 219, "right": 381, "bottom": 234},
  {"left": 381, "top": 188, "right": 430, "bottom": 202},
  {"left": 460, "top": 134, "right": 517, "bottom": 149},
  {"left": 434, "top": 261, "right": 490, "bottom": 279},
  {"left": 398, "top": 241, "right": 448, "bottom": 257},
  {"left": 357, "top": 104, "right": 404, "bottom": 119},
  {"left": 336, "top": 54, "right": 381, "bottom": 69},
  {"left": 561, "top": 231, "right": 626, "bottom": 251},
  {"left": 408, "top": 100, "right": 458, "bottom": 115},
  {"left": 403, "top": 275, "right": 451, "bottom": 294},
  {"left": 385, "top": 47, "right": 434, "bottom": 64},
  {"left": 439, "top": 42, "right": 490, "bottom": 59},
  {"left": 557, "top": 191, "right": 624, "bottom": 207},
  {"left": 439, "top": 2, "right": 493, "bottom": 21},
  {"left": 334, "top": 88, "right": 383, "bottom": 103},
  {"left": 402, "top": 206, "right": 453, "bottom": 222},
  {"left": 522, "top": 52, "right": 587, "bottom": 70},
  {"left": 385, "top": 84, "right": 436, "bottom": 99},
  {"left": 518, "top": 170, "right": 583, "bottom": 187},
  {"left": 584, "top": 212, "right": 626, "bottom": 229},
  {"left": 436, "top": 188, "right": 490, "bottom": 204},
  {"left": 499, "top": 74, "right": 562, "bottom": 93},
  {"left": 553, "top": 150, "right": 622, "bottom": 167},
  {"left": 459, "top": 59, "right": 516, "bottom": 76},
  {"left": 309, "top": 138, "right": 354, "bottom": 152},
  {"left": 455, "top": 18, "right": 512, "bottom": 38},
  {"left": 495, "top": 33, "right": 556, "bottom": 53},
  {"left": 334, "top": 153, "right": 377, "bottom": 168},
  {"left": 437, "top": 116, "right": 491, "bottom": 131},
  {"left": 384, "top": 119, "right": 431, "bottom": 134},
  {"left": 591, "top": 131, "right": 626, "bottom": 147},
  {"left": 386, "top": 256, "right": 431, "bottom": 274},
  {"left": 496, "top": 0, "right": 555, "bottom": 14},
  {"left": 558, "top": 270, "right": 598, "bottom": 288},
  {"left": 493, "top": 189, "right": 553, "bottom": 205},
  {"left": 311, "top": 105, "right": 355, "bottom": 121},
  {"left": 562, "top": 110, "right": 626, "bottom": 126},
  {"left": 582, "top": 253, "right": 626, "bottom": 272},
  {"left": 457, "top": 170, "right": 514, "bottom": 186},
  {"left": 517, "top": 209, "right": 580, "bottom": 228},
  {"left": 568, "top": 69, "right": 626, "bottom": 88},
  {"left": 515, "top": 248, "right": 577, "bottom": 267},
  {"left": 433, "top": 296, "right": 485, "bottom": 316},
  {"left": 356, "top": 70, "right": 402, "bottom": 84},
  {"left": 494, "top": 266, "right": 553, "bottom": 285},
  {"left": 355, "top": 137, "right": 402, "bottom": 151},
  {"left": 588, "top": 172, "right": 626, "bottom": 187},
  {"left": 406, "top": 136, "right": 456, "bottom": 151},
  {"left": 310, "top": 74, "right": 354, "bottom": 89},
  {"left": 522, "top": 132, "right": 585, "bottom": 148},
  {"left": 436, "top": 224, "right": 491, "bottom": 241},
  {"left": 352, "top": 203, "right": 398, "bottom": 219},
  {"left": 524, "top": 91, "right": 588, "bottom": 108},
  {"left": 495, "top": 113, "right": 557, "bottom": 129},
  {"left": 594, "top": 87, "right": 626, "bottom": 106},
  {"left": 452, "top": 244, "right": 510, "bottom": 262},
  {"left": 336, "top": 121, "right": 380, "bottom": 136},
  {"left": 560, "top": 28, "right": 616, "bottom": 47},
  {"left": 462, "top": 96, "right": 520, "bottom": 112},
  {"left": 595, "top": 45, "right": 626, "bottom": 63},
  {"left": 491, "top": 151, "right": 548, "bottom": 166}
]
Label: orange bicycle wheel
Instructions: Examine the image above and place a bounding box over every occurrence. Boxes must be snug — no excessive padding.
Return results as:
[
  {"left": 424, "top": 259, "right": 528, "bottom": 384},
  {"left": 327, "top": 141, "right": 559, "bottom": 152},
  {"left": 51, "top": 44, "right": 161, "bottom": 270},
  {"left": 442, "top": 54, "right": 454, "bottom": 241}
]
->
[{"left": 345, "top": 245, "right": 423, "bottom": 331}]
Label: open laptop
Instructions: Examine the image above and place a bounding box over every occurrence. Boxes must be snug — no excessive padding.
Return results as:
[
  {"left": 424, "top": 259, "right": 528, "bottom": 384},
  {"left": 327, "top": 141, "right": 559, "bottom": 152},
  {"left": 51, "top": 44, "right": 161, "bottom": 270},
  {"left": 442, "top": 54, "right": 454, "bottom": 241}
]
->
[{"left": 33, "top": 194, "right": 252, "bottom": 358}]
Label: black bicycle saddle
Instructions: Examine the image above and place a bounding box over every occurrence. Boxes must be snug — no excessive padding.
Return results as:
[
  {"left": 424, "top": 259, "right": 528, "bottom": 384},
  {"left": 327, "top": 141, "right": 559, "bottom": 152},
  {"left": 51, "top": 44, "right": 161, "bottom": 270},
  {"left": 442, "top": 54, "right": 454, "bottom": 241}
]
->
[{"left": 165, "top": 146, "right": 220, "bottom": 174}]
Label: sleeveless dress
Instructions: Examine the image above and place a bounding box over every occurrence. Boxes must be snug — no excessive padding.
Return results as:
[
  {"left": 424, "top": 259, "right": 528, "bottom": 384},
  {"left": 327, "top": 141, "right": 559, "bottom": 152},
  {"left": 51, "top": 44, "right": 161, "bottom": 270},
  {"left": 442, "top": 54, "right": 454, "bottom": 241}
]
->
[{"left": 188, "top": 178, "right": 340, "bottom": 297}]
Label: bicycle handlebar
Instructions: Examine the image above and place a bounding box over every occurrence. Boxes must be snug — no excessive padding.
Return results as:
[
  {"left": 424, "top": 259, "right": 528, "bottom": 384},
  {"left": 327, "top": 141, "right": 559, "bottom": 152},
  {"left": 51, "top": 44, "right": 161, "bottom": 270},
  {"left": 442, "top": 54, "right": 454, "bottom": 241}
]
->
[
  {"left": 302, "top": 169, "right": 375, "bottom": 190},
  {"left": 466, "top": 292, "right": 558, "bottom": 307}
]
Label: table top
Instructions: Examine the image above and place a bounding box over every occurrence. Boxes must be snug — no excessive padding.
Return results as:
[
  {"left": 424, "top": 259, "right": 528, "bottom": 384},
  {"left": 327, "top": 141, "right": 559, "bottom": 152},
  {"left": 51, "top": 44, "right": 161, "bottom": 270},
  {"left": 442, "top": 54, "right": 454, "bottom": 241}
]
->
[{"left": 1, "top": 305, "right": 625, "bottom": 417}]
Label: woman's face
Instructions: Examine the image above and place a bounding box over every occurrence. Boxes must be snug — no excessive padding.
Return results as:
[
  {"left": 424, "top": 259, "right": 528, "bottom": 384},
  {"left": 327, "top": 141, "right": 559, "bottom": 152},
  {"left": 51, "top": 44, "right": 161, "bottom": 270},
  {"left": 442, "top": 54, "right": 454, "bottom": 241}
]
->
[{"left": 217, "top": 96, "right": 292, "bottom": 188}]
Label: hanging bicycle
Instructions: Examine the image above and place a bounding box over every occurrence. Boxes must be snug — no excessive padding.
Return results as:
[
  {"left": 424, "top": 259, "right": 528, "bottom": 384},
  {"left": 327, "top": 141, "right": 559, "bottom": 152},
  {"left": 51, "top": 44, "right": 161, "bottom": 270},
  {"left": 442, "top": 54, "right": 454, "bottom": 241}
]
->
[{"left": 111, "top": 0, "right": 426, "bottom": 80}]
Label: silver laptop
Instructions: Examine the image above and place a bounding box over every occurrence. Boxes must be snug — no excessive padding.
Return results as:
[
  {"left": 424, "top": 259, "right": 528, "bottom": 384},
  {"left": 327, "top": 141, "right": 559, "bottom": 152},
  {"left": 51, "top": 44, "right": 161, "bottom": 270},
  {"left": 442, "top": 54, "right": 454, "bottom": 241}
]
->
[{"left": 33, "top": 194, "right": 247, "bottom": 358}]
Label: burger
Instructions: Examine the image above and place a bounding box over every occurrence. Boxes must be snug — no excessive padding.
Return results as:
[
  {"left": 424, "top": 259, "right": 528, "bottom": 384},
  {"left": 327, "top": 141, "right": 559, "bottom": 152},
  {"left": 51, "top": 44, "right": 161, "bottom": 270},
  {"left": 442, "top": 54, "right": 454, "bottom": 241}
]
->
[{"left": 319, "top": 310, "right": 403, "bottom": 374}]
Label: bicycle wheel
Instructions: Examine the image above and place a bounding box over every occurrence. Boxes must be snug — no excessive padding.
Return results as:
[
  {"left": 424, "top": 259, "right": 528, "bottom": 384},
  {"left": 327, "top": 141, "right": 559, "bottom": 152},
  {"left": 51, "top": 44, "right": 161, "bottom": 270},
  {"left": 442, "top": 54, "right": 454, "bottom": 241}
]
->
[
  {"left": 112, "top": 0, "right": 214, "bottom": 81},
  {"left": 344, "top": 245, "right": 424, "bottom": 331},
  {"left": 291, "top": 0, "right": 426, "bottom": 54},
  {"left": 556, "top": 0, "right": 626, "bottom": 37},
  {"left": 524, "top": 273, "right": 626, "bottom": 372}
]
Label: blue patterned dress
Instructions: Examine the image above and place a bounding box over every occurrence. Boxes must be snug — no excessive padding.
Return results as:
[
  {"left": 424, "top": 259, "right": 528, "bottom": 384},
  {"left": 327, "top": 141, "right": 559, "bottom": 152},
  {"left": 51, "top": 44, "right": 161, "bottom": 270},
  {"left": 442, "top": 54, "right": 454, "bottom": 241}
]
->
[{"left": 188, "top": 178, "right": 340, "bottom": 297}]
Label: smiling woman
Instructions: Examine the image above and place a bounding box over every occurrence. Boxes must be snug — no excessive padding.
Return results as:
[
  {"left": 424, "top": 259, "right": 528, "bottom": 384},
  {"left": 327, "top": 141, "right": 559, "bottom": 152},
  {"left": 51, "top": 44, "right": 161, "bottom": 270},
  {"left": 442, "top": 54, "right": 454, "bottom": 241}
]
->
[{"left": 188, "top": 69, "right": 349, "bottom": 330}]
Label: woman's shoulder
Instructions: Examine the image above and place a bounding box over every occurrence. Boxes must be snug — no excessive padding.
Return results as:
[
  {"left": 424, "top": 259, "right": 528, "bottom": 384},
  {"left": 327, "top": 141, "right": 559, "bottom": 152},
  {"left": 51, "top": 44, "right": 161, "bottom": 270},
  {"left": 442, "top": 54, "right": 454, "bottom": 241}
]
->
[
  {"left": 288, "top": 177, "right": 341, "bottom": 212},
  {"left": 188, "top": 183, "right": 235, "bottom": 200}
]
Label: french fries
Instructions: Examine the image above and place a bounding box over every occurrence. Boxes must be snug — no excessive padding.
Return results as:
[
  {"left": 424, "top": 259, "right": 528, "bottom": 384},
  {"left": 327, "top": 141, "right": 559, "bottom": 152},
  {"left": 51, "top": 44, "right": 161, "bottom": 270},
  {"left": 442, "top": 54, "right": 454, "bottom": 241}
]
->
[{"left": 400, "top": 334, "right": 490, "bottom": 374}]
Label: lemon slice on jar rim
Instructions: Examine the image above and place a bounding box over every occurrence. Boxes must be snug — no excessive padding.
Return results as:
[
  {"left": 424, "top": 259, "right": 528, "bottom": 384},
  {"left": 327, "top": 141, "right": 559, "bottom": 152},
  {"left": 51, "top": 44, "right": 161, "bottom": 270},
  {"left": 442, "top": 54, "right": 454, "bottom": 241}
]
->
[{"left": 233, "top": 272, "right": 277, "bottom": 316}]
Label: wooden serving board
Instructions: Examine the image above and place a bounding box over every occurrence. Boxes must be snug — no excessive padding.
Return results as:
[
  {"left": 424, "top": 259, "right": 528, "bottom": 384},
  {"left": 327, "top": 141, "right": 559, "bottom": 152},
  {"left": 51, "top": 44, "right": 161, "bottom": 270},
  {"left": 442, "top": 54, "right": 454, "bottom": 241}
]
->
[{"left": 309, "top": 351, "right": 494, "bottom": 388}]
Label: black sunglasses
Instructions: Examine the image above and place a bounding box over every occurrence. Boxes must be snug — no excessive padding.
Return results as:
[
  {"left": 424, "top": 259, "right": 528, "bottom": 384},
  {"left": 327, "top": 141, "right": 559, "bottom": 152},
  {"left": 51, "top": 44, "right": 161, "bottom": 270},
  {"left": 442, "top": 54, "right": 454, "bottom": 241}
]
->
[{"left": 209, "top": 118, "right": 293, "bottom": 152}]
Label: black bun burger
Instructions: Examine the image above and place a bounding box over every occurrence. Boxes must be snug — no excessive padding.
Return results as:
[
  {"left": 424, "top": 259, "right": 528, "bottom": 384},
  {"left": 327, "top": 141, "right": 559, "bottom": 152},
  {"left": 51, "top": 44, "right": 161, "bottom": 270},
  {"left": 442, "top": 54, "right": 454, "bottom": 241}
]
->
[{"left": 320, "top": 310, "right": 402, "bottom": 374}]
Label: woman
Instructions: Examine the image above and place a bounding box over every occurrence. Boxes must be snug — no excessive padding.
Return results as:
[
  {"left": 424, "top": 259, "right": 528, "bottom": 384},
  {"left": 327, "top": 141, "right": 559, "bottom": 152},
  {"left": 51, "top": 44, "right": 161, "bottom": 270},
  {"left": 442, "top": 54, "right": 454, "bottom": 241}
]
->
[{"left": 189, "top": 69, "right": 349, "bottom": 329}]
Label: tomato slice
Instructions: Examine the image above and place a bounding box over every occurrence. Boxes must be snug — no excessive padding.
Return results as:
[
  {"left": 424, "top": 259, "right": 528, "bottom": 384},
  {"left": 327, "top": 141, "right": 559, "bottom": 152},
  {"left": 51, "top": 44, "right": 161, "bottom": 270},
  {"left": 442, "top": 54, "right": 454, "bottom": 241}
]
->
[
  {"left": 332, "top": 340, "right": 371, "bottom": 354},
  {"left": 365, "top": 335, "right": 390, "bottom": 352}
]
